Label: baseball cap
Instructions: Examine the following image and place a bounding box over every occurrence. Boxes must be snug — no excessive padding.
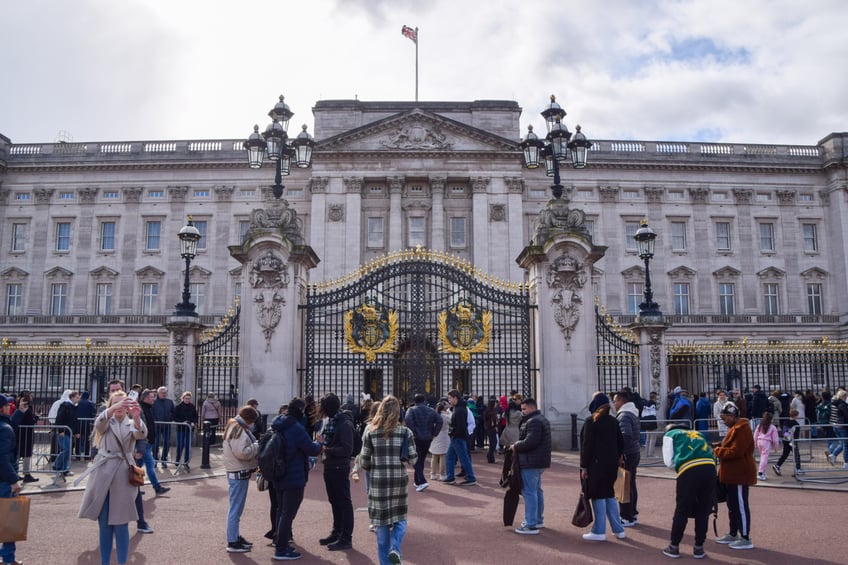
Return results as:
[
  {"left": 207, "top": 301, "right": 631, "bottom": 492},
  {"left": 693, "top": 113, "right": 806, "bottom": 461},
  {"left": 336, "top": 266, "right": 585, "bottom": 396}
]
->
[
  {"left": 0, "top": 395, "right": 9, "bottom": 409},
  {"left": 720, "top": 401, "right": 739, "bottom": 416}
]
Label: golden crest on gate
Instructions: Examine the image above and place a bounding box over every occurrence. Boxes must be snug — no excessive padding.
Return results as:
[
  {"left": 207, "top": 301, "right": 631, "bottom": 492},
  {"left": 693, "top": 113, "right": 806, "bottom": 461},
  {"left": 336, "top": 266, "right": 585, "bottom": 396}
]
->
[
  {"left": 344, "top": 299, "right": 398, "bottom": 362},
  {"left": 439, "top": 300, "right": 492, "bottom": 363}
]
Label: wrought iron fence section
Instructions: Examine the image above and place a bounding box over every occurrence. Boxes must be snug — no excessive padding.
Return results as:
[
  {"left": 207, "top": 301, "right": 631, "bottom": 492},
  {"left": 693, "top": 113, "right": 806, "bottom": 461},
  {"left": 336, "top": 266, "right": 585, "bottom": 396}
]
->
[
  {"left": 196, "top": 305, "right": 241, "bottom": 421},
  {"left": 594, "top": 301, "right": 640, "bottom": 393}
]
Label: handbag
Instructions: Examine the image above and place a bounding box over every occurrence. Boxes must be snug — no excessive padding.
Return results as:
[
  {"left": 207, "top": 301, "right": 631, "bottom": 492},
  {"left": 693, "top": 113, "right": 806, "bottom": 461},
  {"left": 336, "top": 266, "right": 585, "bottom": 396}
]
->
[
  {"left": 571, "top": 483, "right": 593, "bottom": 528},
  {"left": 0, "top": 496, "right": 31, "bottom": 542},
  {"left": 109, "top": 425, "right": 146, "bottom": 487},
  {"left": 255, "top": 472, "right": 269, "bottom": 492},
  {"left": 614, "top": 466, "right": 631, "bottom": 503}
]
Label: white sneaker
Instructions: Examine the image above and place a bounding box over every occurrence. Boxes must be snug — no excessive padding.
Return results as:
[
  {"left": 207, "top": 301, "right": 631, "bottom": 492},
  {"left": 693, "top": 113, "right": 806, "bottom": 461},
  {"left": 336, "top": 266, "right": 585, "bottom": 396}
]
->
[
  {"left": 582, "top": 532, "right": 606, "bottom": 542},
  {"left": 415, "top": 483, "right": 429, "bottom": 492},
  {"left": 615, "top": 531, "right": 626, "bottom": 539},
  {"left": 521, "top": 521, "right": 544, "bottom": 529},
  {"left": 757, "top": 472, "right": 767, "bottom": 481}
]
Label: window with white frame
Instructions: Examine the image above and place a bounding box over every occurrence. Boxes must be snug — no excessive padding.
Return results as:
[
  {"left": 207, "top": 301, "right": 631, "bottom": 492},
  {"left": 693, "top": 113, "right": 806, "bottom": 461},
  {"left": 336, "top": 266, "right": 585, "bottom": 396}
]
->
[
  {"left": 719, "top": 283, "right": 735, "bottom": 315},
  {"left": 450, "top": 217, "right": 467, "bottom": 248},
  {"left": 193, "top": 189, "right": 210, "bottom": 198},
  {"left": 759, "top": 222, "right": 775, "bottom": 252},
  {"left": 6, "top": 284, "right": 22, "bottom": 316},
  {"left": 95, "top": 283, "right": 112, "bottom": 315},
  {"left": 238, "top": 220, "right": 250, "bottom": 242},
  {"left": 145, "top": 221, "right": 161, "bottom": 250},
  {"left": 148, "top": 190, "right": 164, "bottom": 199},
  {"left": 715, "top": 221, "right": 732, "bottom": 251},
  {"left": 234, "top": 281, "right": 242, "bottom": 302},
  {"left": 190, "top": 283, "right": 205, "bottom": 314},
  {"left": 194, "top": 220, "right": 208, "bottom": 250},
  {"left": 141, "top": 283, "right": 158, "bottom": 315},
  {"left": 100, "top": 221, "right": 116, "bottom": 251},
  {"left": 673, "top": 283, "right": 690, "bottom": 315},
  {"left": 367, "top": 218, "right": 384, "bottom": 248},
  {"left": 50, "top": 283, "right": 68, "bottom": 315},
  {"left": 802, "top": 223, "right": 818, "bottom": 252},
  {"left": 15, "top": 192, "right": 31, "bottom": 201},
  {"left": 11, "top": 223, "right": 26, "bottom": 252},
  {"left": 584, "top": 220, "right": 594, "bottom": 239},
  {"left": 626, "top": 282, "right": 643, "bottom": 315},
  {"left": 763, "top": 283, "right": 779, "bottom": 315},
  {"left": 103, "top": 191, "right": 120, "bottom": 200},
  {"left": 55, "top": 222, "right": 71, "bottom": 251},
  {"left": 625, "top": 221, "right": 640, "bottom": 252},
  {"left": 807, "top": 283, "right": 823, "bottom": 315},
  {"left": 670, "top": 221, "right": 686, "bottom": 251},
  {"left": 408, "top": 217, "right": 425, "bottom": 247},
  {"left": 59, "top": 191, "right": 75, "bottom": 200}
]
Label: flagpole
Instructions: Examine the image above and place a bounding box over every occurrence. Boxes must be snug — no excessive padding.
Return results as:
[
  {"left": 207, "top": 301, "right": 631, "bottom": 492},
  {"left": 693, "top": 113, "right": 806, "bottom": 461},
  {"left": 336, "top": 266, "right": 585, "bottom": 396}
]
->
[{"left": 415, "top": 27, "right": 419, "bottom": 102}]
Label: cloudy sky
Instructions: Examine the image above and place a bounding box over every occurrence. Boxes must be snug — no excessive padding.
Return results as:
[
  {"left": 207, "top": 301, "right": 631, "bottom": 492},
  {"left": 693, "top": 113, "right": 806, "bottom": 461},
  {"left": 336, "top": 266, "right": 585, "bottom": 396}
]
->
[{"left": 1, "top": 0, "right": 845, "bottom": 145}]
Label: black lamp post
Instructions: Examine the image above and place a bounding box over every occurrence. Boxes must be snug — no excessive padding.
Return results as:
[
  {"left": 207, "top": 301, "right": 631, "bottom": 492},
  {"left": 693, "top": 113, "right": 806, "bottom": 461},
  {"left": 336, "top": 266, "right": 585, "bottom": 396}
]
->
[
  {"left": 519, "top": 95, "right": 592, "bottom": 199},
  {"left": 634, "top": 219, "right": 662, "bottom": 319},
  {"left": 244, "top": 95, "right": 315, "bottom": 199},
  {"left": 174, "top": 217, "right": 201, "bottom": 317}
]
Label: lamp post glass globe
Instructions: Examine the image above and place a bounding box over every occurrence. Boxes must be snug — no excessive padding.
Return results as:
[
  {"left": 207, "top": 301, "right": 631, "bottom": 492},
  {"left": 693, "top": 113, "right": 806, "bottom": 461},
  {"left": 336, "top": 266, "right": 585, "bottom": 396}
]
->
[
  {"left": 175, "top": 218, "right": 201, "bottom": 317},
  {"left": 633, "top": 219, "right": 662, "bottom": 318}
]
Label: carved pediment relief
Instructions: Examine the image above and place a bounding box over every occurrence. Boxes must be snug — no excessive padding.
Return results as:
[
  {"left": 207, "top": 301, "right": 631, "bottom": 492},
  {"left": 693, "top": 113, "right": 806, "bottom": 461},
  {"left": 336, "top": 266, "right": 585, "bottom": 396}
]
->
[
  {"left": 756, "top": 266, "right": 786, "bottom": 280},
  {"left": 45, "top": 266, "right": 73, "bottom": 280},
  {"left": 188, "top": 265, "right": 212, "bottom": 279},
  {"left": 800, "top": 267, "right": 828, "bottom": 281},
  {"left": 712, "top": 266, "right": 741, "bottom": 280},
  {"left": 136, "top": 266, "right": 165, "bottom": 280},
  {"left": 667, "top": 265, "right": 696, "bottom": 279},
  {"left": 0, "top": 267, "right": 29, "bottom": 281},
  {"left": 90, "top": 266, "right": 119, "bottom": 280},
  {"left": 621, "top": 265, "right": 645, "bottom": 279}
]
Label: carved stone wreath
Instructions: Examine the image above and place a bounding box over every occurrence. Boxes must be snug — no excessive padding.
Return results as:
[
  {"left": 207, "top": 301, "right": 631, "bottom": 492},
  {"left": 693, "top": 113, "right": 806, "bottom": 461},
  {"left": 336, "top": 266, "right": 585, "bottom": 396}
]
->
[
  {"left": 250, "top": 251, "right": 290, "bottom": 353},
  {"left": 546, "top": 253, "right": 588, "bottom": 350}
]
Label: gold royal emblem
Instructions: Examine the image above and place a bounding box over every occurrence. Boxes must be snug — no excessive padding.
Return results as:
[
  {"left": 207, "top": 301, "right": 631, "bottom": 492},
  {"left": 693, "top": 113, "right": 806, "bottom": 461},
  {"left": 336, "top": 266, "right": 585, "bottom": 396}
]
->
[
  {"left": 344, "top": 299, "right": 398, "bottom": 362},
  {"left": 439, "top": 300, "right": 492, "bottom": 363}
]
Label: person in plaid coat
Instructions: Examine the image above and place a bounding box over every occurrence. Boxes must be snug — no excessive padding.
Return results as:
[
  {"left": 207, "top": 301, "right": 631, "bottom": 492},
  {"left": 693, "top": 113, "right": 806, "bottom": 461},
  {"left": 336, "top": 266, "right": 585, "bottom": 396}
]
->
[{"left": 357, "top": 395, "right": 418, "bottom": 565}]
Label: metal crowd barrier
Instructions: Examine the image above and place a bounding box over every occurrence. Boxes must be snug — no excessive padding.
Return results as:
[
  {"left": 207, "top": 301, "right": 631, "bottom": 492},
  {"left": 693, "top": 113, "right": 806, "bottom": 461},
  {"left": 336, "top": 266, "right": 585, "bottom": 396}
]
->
[
  {"left": 151, "top": 421, "right": 197, "bottom": 476},
  {"left": 640, "top": 419, "right": 693, "bottom": 466},
  {"left": 790, "top": 424, "right": 848, "bottom": 485},
  {"left": 16, "top": 424, "right": 73, "bottom": 485}
]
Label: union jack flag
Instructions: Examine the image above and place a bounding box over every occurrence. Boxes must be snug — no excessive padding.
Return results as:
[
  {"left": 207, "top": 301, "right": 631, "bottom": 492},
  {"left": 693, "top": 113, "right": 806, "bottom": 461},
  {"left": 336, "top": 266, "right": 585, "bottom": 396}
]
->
[{"left": 401, "top": 25, "right": 417, "bottom": 44}]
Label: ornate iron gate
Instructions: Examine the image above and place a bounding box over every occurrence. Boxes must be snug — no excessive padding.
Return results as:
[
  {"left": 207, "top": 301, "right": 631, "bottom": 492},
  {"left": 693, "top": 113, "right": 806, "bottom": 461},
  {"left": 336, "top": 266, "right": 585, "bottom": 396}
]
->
[
  {"left": 196, "top": 305, "right": 240, "bottom": 416},
  {"left": 595, "top": 301, "right": 640, "bottom": 393},
  {"left": 302, "top": 249, "right": 535, "bottom": 405}
]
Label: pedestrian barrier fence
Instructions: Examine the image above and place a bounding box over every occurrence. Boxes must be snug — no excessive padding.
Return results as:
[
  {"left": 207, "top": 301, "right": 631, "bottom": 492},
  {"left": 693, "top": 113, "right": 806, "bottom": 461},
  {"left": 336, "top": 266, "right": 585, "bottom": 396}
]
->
[
  {"left": 151, "top": 421, "right": 196, "bottom": 476},
  {"left": 15, "top": 424, "right": 73, "bottom": 485},
  {"left": 789, "top": 424, "right": 848, "bottom": 485},
  {"left": 639, "top": 419, "right": 693, "bottom": 466}
]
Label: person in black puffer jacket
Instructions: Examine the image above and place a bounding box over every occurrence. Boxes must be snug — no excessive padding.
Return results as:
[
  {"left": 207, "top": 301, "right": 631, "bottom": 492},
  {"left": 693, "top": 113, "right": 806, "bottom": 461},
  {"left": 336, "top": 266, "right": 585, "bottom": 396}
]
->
[
  {"left": 510, "top": 398, "right": 551, "bottom": 534},
  {"left": 614, "top": 389, "right": 641, "bottom": 526}
]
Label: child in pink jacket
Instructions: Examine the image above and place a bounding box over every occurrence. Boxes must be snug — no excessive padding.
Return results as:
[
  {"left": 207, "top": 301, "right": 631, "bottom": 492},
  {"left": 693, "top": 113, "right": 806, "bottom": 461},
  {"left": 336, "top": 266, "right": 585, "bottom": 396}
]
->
[{"left": 754, "top": 411, "right": 780, "bottom": 481}]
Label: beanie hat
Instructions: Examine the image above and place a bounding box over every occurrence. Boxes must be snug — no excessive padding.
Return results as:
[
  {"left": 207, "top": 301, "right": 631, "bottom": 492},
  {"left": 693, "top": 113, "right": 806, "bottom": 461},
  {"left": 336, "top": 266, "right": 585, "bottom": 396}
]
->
[
  {"left": 720, "top": 401, "right": 739, "bottom": 416},
  {"left": 588, "top": 393, "right": 610, "bottom": 414}
]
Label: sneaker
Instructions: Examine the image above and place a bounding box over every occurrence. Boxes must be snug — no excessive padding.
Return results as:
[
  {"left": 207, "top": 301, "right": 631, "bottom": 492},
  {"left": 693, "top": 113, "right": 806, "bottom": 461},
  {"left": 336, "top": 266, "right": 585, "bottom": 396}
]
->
[
  {"left": 693, "top": 545, "right": 706, "bottom": 559},
  {"left": 154, "top": 486, "right": 171, "bottom": 495},
  {"left": 273, "top": 547, "right": 302, "bottom": 561},
  {"left": 757, "top": 472, "right": 767, "bottom": 481},
  {"left": 729, "top": 538, "right": 754, "bottom": 550},
  {"left": 514, "top": 525, "right": 540, "bottom": 535},
  {"left": 368, "top": 524, "right": 376, "bottom": 533},
  {"left": 521, "top": 521, "right": 544, "bottom": 529},
  {"left": 237, "top": 535, "right": 253, "bottom": 548},
  {"left": 621, "top": 518, "right": 637, "bottom": 527},
  {"left": 415, "top": 482, "right": 429, "bottom": 492},
  {"left": 22, "top": 474, "right": 39, "bottom": 483},
  {"left": 458, "top": 479, "right": 477, "bottom": 486},
  {"left": 137, "top": 522, "right": 154, "bottom": 534},
  {"left": 327, "top": 538, "right": 352, "bottom": 551},
  {"left": 715, "top": 533, "right": 739, "bottom": 544},
  {"left": 825, "top": 450, "right": 835, "bottom": 466},
  {"left": 582, "top": 532, "right": 606, "bottom": 542},
  {"left": 265, "top": 529, "right": 276, "bottom": 540},
  {"left": 772, "top": 464, "right": 782, "bottom": 476},
  {"left": 793, "top": 469, "right": 805, "bottom": 476},
  {"left": 388, "top": 549, "right": 403, "bottom": 564},
  {"left": 319, "top": 533, "right": 339, "bottom": 546},
  {"left": 226, "top": 541, "right": 251, "bottom": 553},
  {"left": 614, "top": 531, "right": 626, "bottom": 539},
  {"left": 441, "top": 477, "right": 456, "bottom": 485},
  {"left": 438, "top": 474, "right": 447, "bottom": 481},
  {"left": 63, "top": 471, "right": 74, "bottom": 477},
  {"left": 429, "top": 474, "right": 437, "bottom": 480},
  {"left": 662, "top": 544, "right": 680, "bottom": 558}
]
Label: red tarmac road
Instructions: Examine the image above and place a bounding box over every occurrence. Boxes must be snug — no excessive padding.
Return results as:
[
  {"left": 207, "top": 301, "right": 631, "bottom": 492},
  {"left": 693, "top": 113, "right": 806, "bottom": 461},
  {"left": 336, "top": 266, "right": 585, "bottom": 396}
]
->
[{"left": 18, "top": 451, "right": 846, "bottom": 564}]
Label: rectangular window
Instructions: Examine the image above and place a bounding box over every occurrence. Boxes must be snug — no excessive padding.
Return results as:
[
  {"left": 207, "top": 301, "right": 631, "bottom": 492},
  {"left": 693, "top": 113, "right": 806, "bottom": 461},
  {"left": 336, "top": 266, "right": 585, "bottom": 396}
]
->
[
  {"left": 367, "top": 218, "right": 384, "bottom": 248},
  {"left": 55, "top": 222, "right": 71, "bottom": 251},
  {"left": 719, "top": 283, "right": 735, "bottom": 315},
  {"left": 148, "top": 190, "right": 164, "bottom": 199},
  {"left": 11, "top": 223, "right": 26, "bottom": 252},
  {"left": 234, "top": 281, "right": 242, "bottom": 302},
  {"left": 193, "top": 190, "right": 210, "bottom": 198},
  {"left": 625, "top": 221, "right": 640, "bottom": 252},
  {"left": 95, "top": 283, "right": 112, "bottom": 315},
  {"left": 59, "top": 191, "right": 75, "bottom": 200},
  {"left": 763, "top": 283, "right": 779, "bottom": 315},
  {"left": 408, "top": 217, "right": 425, "bottom": 248},
  {"left": 239, "top": 220, "right": 251, "bottom": 242},
  {"left": 671, "top": 221, "right": 686, "bottom": 251},
  {"left": 50, "top": 283, "right": 68, "bottom": 315},
  {"left": 194, "top": 220, "right": 208, "bottom": 250},
  {"left": 239, "top": 190, "right": 255, "bottom": 197},
  {"left": 584, "top": 220, "right": 594, "bottom": 239},
  {"left": 451, "top": 186, "right": 465, "bottom": 194},
  {"left": 141, "top": 283, "right": 158, "bottom": 315},
  {"left": 100, "top": 221, "right": 116, "bottom": 251},
  {"left": 759, "top": 223, "right": 775, "bottom": 252},
  {"left": 802, "top": 223, "right": 818, "bottom": 252},
  {"left": 15, "top": 192, "right": 31, "bottom": 201},
  {"left": 673, "top": 283, "right": 690, "bottom": 315},
  {"left": 715, "top": 221, "right": 731, "bottom": 250},
  {"left": 6, "top": 284, "right": 22, "bottom": 316},
  {"left": 145, "top": 221, "right": 161, "bottom": 250},
  {"left": 103, "top": 191, "right": 120, "bottom": 200},
  {"left": 450, "top": 217, "right": 467, "bottom": 248},
  {"left": 626, "top": 282, "right": 643, "bottom": 315},
  {"left": 807, "top": 283, "right": 823, "bottom": 315},
  {"left": 410, "top": 186, "right": 423, "bottom": 193},
  {"left": 190, "top": 283, "right": 205, "bottom": 314},
  {"left": 799, "top": 193, "right": 814, "bottom": 202}
]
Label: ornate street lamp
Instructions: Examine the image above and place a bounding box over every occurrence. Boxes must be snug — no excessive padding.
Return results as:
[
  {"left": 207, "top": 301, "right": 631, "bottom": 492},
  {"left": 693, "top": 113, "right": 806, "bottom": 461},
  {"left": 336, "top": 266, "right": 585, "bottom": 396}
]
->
[
  {"left": 174, "top": 217, "right": 201, "bottom": 317},
  {"left": 634, "top": 219, "right": 662, "bottom": 319},
  {"left": 244, "top": 95, "right": 315, "bottom": 199},
  {"left": 519, "top": 95, "right": 592, "bottom": 199}
]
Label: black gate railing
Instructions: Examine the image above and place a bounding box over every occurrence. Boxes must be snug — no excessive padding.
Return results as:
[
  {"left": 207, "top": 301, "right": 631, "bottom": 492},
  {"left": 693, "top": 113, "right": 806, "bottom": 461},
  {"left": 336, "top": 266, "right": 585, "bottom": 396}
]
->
[
  {"left": 302, "top": 248, "right": 536, "bottom": 406},
  {"left": 595, "top": 301, "right": 640, "bottom": 393},
  {"left": 196, "top": 304, "right": 240, "bottom": 419}
]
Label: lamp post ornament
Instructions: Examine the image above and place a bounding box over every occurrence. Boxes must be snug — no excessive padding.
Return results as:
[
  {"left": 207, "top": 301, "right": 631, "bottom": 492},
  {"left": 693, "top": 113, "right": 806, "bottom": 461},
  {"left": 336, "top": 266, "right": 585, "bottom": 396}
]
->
[{"left": 634, "top": 218, "right": 662, "bottom": 319}]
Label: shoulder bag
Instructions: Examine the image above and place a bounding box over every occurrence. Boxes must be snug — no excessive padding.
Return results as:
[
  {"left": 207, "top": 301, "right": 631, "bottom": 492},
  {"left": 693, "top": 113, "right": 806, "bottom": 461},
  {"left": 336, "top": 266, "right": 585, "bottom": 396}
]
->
[
  {"left": 108, "top": 424, "right": 145, "bottom": 487},
  {"left": 571, "top": 478, "right": 593, "bottom": 528}
]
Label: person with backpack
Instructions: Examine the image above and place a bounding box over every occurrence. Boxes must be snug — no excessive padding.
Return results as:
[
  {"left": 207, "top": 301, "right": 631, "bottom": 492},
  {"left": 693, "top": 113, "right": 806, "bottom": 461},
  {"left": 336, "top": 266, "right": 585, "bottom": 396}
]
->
[{"left": 261, "top": 398, "right": 323, "bottom": 561}]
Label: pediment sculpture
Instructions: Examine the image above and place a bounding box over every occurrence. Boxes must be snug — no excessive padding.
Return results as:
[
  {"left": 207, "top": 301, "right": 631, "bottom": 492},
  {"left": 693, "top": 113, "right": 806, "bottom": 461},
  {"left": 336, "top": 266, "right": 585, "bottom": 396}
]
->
[{"left": 381, "top": 122, "right": 453, "bottom": 150}]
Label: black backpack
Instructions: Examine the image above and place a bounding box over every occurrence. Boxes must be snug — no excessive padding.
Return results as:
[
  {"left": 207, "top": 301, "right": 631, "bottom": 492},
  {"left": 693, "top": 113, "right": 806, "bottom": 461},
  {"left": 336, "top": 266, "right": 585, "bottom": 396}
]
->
[{"left": 258, "top": 431, "right": 287, "bottom": 481}]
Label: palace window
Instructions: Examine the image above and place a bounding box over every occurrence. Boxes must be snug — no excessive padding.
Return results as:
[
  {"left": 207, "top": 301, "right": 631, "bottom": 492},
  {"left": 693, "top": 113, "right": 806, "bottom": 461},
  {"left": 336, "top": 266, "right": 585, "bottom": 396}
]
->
[
  {"left": 626, "top": 282, "right": 643, "bottom": 315},
  {"left": 715, "top": 221, "right": 732, "bottom": 251},
  {"left": 367, "top": 218, "right": 384, "bottom": 248},
  {"left": 719, "top": 283, "right": 735, "bottom": 315},
  {"left": 759, "top": 223, "right": 775, "bottom": 252},
  {"left": 763, "top": 283, "right": 779, "bottom": 315},
  {"left": 673, "top": 283, "right": 690, "bottom": 315},
  {"left": 408, "top": 217, "right": 425, "bottom": 248},
  {"left": 95, "top": 283, "right": 112, "bottom": 315},
  {"left": 141, "top": 283, "right": 159, "bottom": 315},
  {"left": 5, "top": 284, "right": 22, "bottom": 316},
  {"left": 802, "top": 223, "right": 818, "bottom": 252},
  {"left": 100, "top": 221, "right": 116, "bottom": 251},
  {"left": 145, "top": 221, "right": 161, "bottom": 250},
  {"left": 670, "top": 221, "right": 686, "bottom": 251},
  {"left": 50, "top": 283, "right": 68, "bottom": 315},
  {"left": 11, "top": 223, "right": 26, "bottom": 252},
  {"left": 807, "top": 283, "right": 823, "bottom": 315},
  {"left": 450, "top": 217, "right": 467, "bottom": 248}
]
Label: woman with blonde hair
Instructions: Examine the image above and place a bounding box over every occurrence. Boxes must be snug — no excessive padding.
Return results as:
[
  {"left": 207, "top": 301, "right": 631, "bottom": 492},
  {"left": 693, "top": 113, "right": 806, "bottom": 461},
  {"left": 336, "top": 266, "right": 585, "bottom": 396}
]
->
[
  {"left": 222, "top": 405, "right": 259, "bottom": 553},
  {"left": 77, "top": 391, "right": 147, "bottom": 565},
  {"left": 357, "top": 395, "right": 417, "bottom": 565}
]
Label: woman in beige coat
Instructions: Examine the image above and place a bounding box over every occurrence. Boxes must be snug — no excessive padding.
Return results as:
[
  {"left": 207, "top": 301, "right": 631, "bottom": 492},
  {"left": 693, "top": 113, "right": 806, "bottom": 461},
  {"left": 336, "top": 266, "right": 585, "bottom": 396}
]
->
[
  {"left": 222, "top": 405, "right": 259, "bottom": 553},
  {"left": 77, "top": 391, "right": 147, "bottom": 565}
]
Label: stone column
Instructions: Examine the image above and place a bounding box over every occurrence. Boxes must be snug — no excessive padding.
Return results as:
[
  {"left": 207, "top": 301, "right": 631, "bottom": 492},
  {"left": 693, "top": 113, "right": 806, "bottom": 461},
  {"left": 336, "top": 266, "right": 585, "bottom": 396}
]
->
[
  {"left": 517, "top": 197, "right": 606, "bottom": 449},
  {"left": 228, "top": 201, "right": 319, "bottom": 408},
  {"left": 471, "top": 176, "right": 490, "bottom": 266},
  {"left": 388, "top": 176, "right": 404, "bottom": 251},
  {"left": 430, "top": 176, "right": 446, "bottom": 251},
  {"left": 163, "top": 318, "right": 205, "bottom": 397},
  {"left": 631, "top": 321, "right": 671, "bottom": 415}
]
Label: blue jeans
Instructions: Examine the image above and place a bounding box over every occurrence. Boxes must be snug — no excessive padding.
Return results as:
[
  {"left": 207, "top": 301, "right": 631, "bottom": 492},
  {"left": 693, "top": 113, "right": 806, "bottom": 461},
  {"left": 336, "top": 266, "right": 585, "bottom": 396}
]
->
[
  {"left": 829, "top": 426, "right": 848, "bottom": 462},
  {"left": 227, "top": 477, "right": 250, "bottom": 543},
  {"left": 445, "top": 437, "right": 476, "bottom": 482},
  {"left": 520, "top": 468, "right": 544, "bottom": 527},
  {"left": 140, "top": 443, "right": 162, "bottom": 490},
  {"left": 154, "top": 424, "right": 171, "bottom": 463},
  {"left": 53, "top": 432, "right": 71, "bottom": 472},
  {"left": 375, "top": 520, "right": 407, "bottom": 565},
  {"left": 0, "top": 483, "right": 16, "bottom": 564},
  {"left": 98, "top": 493, "right": 130, "bottom": 565},
  {"left": 175, "top": 426, "right": 191, "bottom": 464},
  {"left": 590, "top": 497, "right": 624, "bottom": 536}
]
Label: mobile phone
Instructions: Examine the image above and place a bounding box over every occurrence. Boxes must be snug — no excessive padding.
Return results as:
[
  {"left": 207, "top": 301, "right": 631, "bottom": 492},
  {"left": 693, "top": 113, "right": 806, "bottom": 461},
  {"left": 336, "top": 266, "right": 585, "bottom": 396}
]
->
[{"left": 128, "top": 390, "right": 139, "bottom": 401}]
